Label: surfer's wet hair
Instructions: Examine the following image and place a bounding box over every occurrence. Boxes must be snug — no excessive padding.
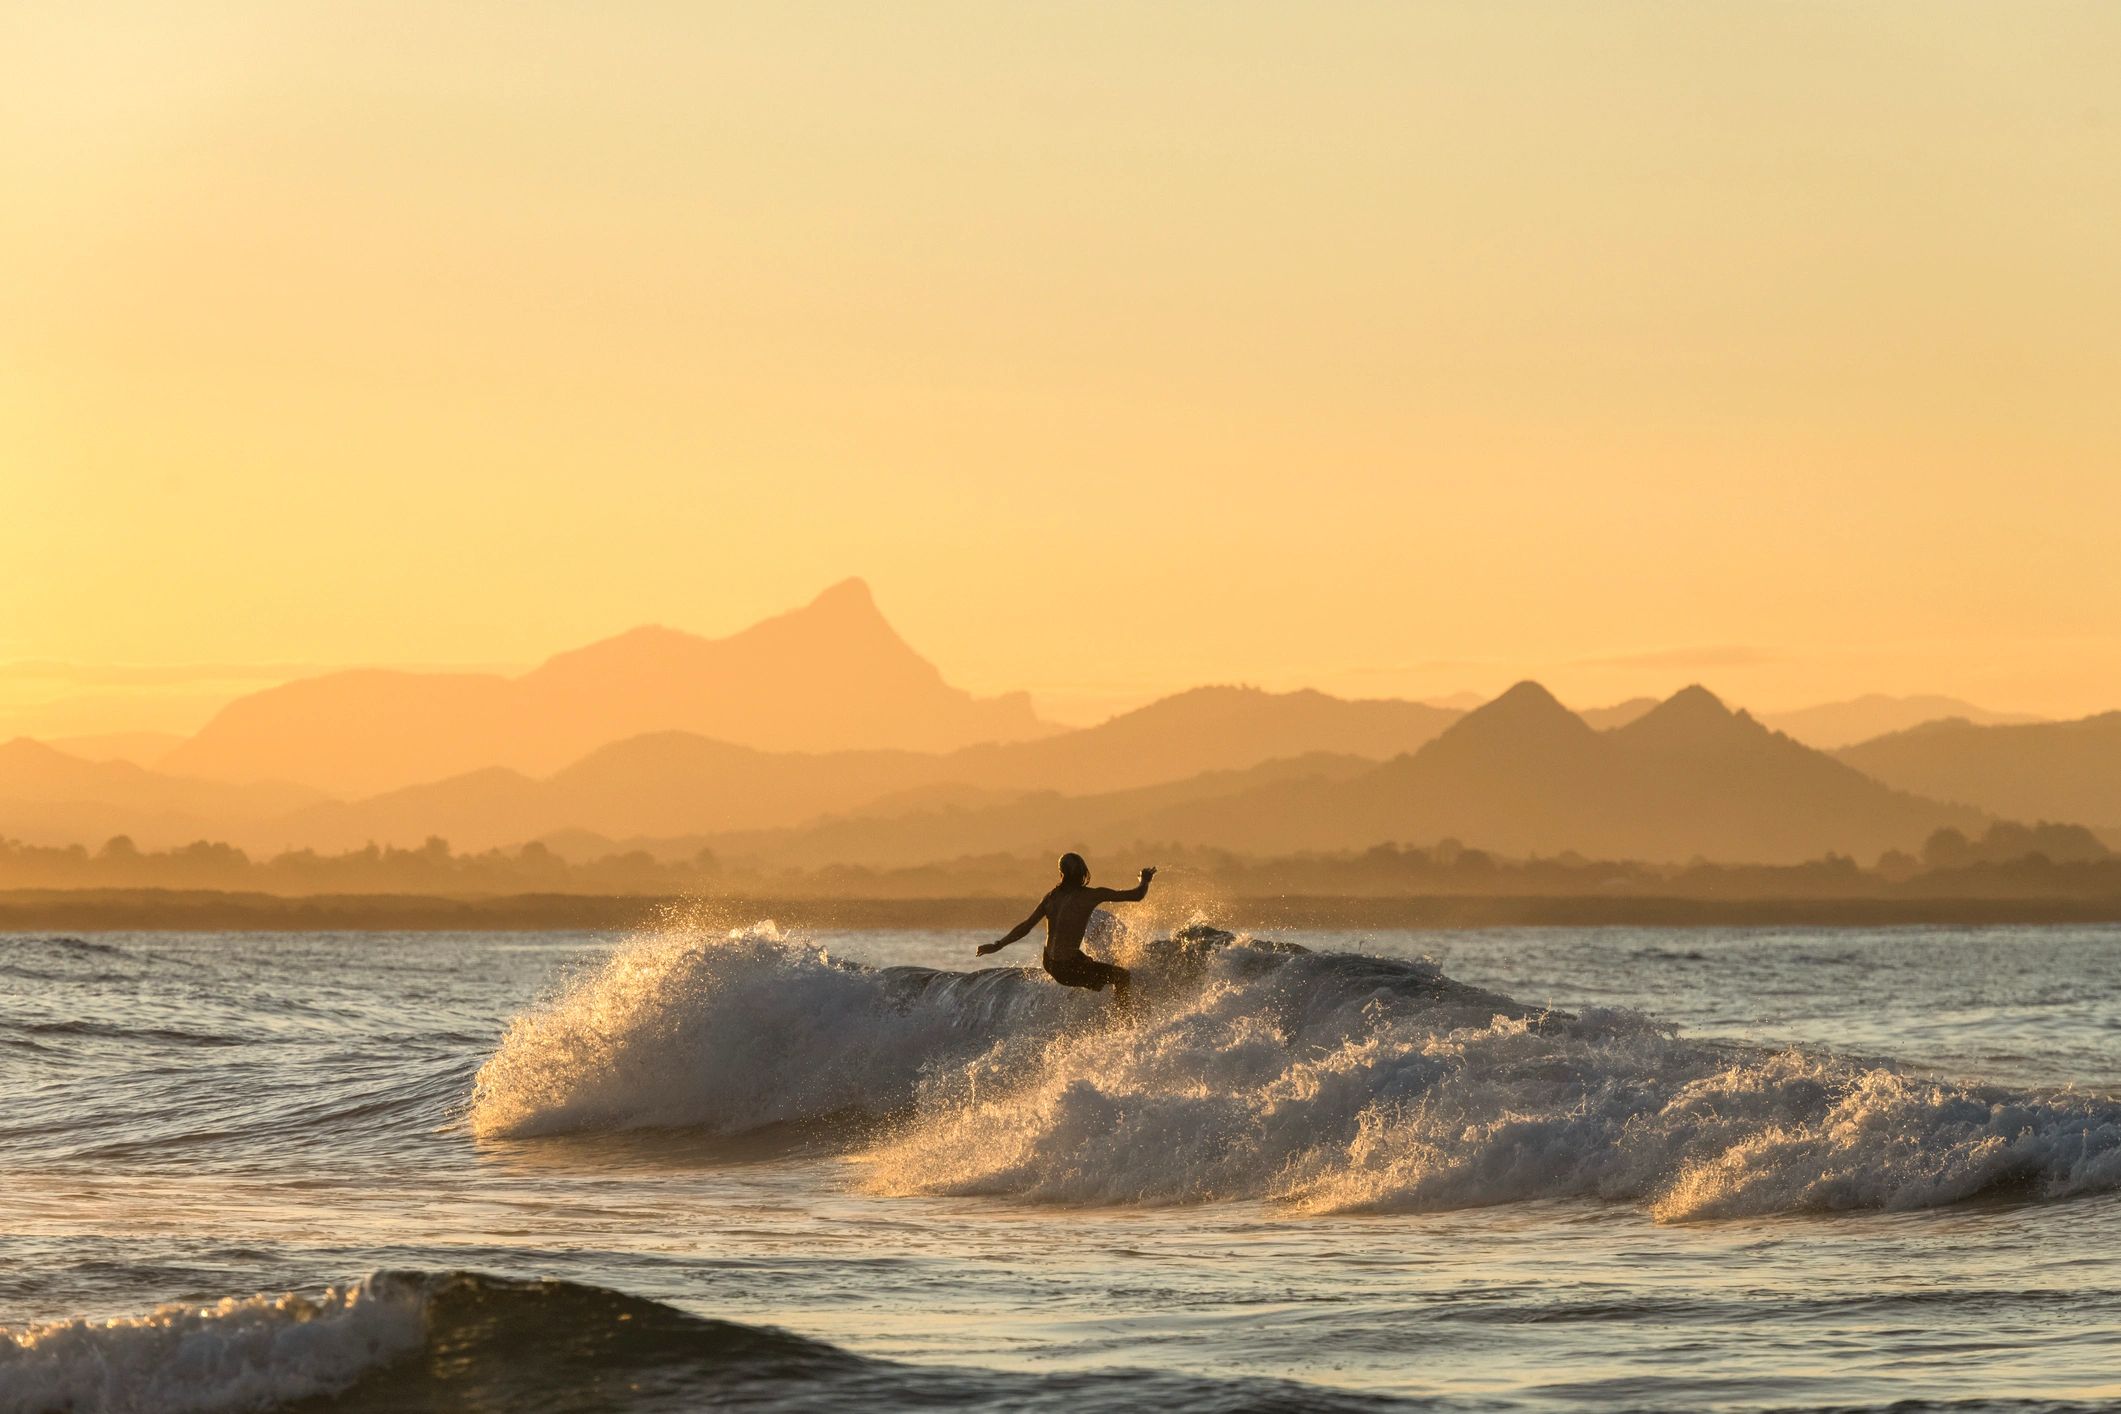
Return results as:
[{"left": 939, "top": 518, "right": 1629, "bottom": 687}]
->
[{"left": 1058, "top": 852, "right": 1089, "bottom": 883}]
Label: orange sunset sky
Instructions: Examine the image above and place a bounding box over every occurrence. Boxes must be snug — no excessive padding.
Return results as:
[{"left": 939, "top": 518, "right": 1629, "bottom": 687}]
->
[{"left": 5, "top": 3, "right": 2118, "bottom": 734}]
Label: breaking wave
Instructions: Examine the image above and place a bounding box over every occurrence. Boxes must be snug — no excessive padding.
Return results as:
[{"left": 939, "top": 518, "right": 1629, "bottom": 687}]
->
[
  {"left": 470, "top": 915, "right": 2121, "bottom": 1222},
  {"left": 0, "top": 1274, "right": 425, "bottom": 1414},
  {"left": 0, "top": 1270, "right": 1406, "bottom": 1414}
]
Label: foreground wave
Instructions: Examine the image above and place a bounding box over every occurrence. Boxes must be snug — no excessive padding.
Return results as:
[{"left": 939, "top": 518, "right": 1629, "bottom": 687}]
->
[
  {"left": 0, "top": 1270, "right": 1406, "bottom": 1414},
  {"left": 470, "top": 915, "right": 2121, "bottom": 1221}
]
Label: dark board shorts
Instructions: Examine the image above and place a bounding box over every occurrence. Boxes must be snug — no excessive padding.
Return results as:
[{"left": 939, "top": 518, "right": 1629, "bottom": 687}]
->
[{"left": 1043, "top": 949, "right": 1128, "bottom": 992}]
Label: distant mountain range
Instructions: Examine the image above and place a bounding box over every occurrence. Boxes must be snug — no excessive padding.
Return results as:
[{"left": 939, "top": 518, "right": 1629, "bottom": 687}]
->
[
  {"left": 0, "top": 738, "right": 324, "bottom": 849},
  {"left": 157, "top": 579, "right": 1050, "bottom": 795},
  {"left": 704, "top": 683, "right": 1983, "bottom": 868},
  {"left": 1188, "top": 683, "right": 1987, "bottom": 862},
  {"left": 1839, "top": 713, "right": 2121, "bottom": 830},
  {"left": 0, "top": 579, "right": 2100, "bottom": 869},
  {"left": 933, "top": 686, "right": 1457, "bottom": 794},
  {"left": 210, "top": 686, "right": 1461, "bottom": 853},
  {"left": 41, "top": 732, "right": 187, "bottom": 767},
  {"left": 1574, "top": 694, "right": 2042, "bottom": 747},
  {"left": 1757, "top": 694, "right": 2045, "bottom": 751}
]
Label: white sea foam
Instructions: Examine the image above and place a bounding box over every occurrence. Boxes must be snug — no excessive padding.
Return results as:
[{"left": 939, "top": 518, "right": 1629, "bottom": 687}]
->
[
  {"left": 0, "top": 1275, "right": 425, "bottom": 1414},
  {"left": 469, "top": 911, "right": 1097, "bottom": 1139},
  {"left": 867, "top": 971, "right": 2121, "bottom": 1219},
  {"left": 471, "top": 913, "right": 2121, "bottom": 1221}
]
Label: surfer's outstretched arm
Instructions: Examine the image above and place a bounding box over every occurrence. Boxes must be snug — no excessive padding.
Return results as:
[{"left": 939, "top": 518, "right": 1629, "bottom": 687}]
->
[
  {"left": 977, "top": 891, "right": 1051, "bottom": 956},
  {"left": 1090, "top": 866, "right": 1157, "bottom": 905}
]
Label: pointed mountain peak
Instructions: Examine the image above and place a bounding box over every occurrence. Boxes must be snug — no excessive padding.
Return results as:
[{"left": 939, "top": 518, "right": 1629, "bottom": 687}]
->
[
  {"left": 1618, "top": 683, "right": 1773, "bottom": 749},
  {"left": 745, "top": 577, "right": 901, "bottom": 647},
  {"left": 535, "top": 580, "right": 900, "bottom": 678},
  {"left": 801, "top": 576, "right": 881, "bottom": 619},
  {"left": 1430, "top": 681, "right": 1591, "bottom": 752},
  {"left": 1647, "top": 683, "right": 1732, "bottom": 721},
  {"left": 1477, "top": 680, "right": 1574, "bottom": 720},
  {"left": 747, "top": 577, "right": 919, "bottom": 664}
]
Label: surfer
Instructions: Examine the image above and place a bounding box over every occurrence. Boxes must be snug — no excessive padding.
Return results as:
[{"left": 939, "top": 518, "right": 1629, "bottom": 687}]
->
[{"left": 977, "top": 853, "right": 1154, "bottom": 1011}]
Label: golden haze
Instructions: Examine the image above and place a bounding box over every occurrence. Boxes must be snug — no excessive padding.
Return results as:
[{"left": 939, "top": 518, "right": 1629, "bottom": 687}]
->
[{"left": 5, "top": 3, "right": 2119, "bottom": 731}]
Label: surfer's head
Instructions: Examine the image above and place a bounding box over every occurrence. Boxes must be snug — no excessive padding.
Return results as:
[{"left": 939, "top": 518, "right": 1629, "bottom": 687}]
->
[{"left": 1058, "top": 852, "right": 1089, "bottom": 884}]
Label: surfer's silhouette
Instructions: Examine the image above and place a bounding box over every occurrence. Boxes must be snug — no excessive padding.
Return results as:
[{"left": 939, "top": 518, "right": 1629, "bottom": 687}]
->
[{"left": 978, "top": 853, "right": 1154, "bottom": 1011}]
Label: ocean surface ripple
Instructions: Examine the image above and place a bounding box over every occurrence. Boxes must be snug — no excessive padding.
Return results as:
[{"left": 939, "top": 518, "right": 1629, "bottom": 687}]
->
[{"left": 5, "top": 918, "right": 2120, "bottom": 1412}]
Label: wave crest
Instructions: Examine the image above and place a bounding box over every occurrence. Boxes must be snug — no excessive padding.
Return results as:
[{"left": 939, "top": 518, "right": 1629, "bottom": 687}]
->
[
  {"left": 1, "top": 1270, "right": 1407, "bottom": 1414},
  {"left": 0, "top": 1274, "right": 425, "bottom": 1414},
  {"left": 472, "top": 913, "right": 2121, "bottom": 1221},
  {"left": 469, "top": 913, "right": 1094, "bottom": 1139}
]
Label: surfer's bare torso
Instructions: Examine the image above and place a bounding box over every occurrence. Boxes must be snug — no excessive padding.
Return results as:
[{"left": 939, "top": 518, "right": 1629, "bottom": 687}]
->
[
  {"left": 978, "top": 858, "right": 1155, "bottom": 1010},
  {"left": 1035, "top": 882, "right": 1129, "bottom": 961}
]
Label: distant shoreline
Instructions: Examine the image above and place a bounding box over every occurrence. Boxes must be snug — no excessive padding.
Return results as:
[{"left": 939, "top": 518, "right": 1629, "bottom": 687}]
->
[{"left": 4, "top": 888, "right": 2121, "bottom": 932}]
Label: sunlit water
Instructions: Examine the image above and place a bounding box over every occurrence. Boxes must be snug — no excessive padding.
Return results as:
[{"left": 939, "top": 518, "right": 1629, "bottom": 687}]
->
[{"left": 3, "top": 916, "right": 2118, "bottom": 1412}]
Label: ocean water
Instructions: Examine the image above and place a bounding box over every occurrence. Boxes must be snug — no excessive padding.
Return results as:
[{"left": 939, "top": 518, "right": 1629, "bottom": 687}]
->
[{"left": 3, "top": 910, "right": 2119, "bottom": 1412}]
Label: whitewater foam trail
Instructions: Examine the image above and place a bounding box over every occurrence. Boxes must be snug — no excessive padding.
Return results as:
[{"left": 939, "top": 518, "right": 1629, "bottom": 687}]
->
[{"left": 472, "top": 912, "right": 2121, "bottom": 1221}]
